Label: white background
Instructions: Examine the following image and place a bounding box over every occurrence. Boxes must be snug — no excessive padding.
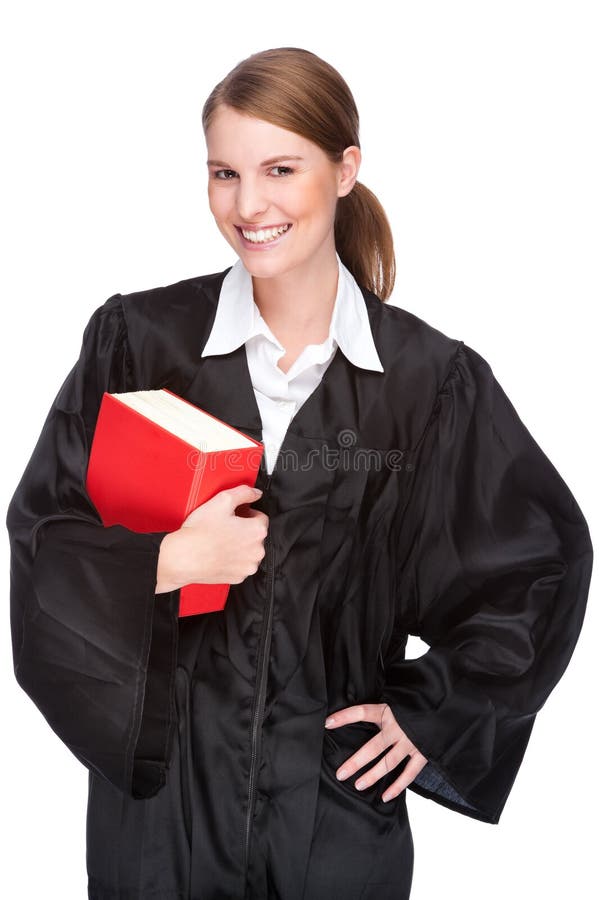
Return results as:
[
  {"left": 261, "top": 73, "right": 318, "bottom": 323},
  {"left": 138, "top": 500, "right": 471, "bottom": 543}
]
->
[{"left": 1, "top": 1, "right": 597, "bottom": 897}]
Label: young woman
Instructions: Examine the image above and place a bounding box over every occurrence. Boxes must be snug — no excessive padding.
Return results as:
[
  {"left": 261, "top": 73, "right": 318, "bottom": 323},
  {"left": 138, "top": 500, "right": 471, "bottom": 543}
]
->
[{"left": 6, "top": 47, "right": 593, "bottom": 900}]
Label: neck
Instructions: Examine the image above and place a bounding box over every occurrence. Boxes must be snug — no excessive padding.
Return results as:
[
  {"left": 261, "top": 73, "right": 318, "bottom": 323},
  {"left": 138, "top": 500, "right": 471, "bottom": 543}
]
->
[{"left": 251, "top": 242, "right": 339, "bottom": 344}]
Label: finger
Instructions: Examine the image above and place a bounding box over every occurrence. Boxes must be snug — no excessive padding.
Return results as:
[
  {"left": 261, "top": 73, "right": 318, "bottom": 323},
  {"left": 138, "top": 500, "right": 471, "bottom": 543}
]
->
[
  {"left": 325, "top": 704, "right": 387, "bottom": 729},
  {"left": 381, "top": 753, "right": 429, "bottom": 803},
  {"left": 335, "top": 731, "right": 394, "bottom": 781},
  {"left": 242, "top": 508, "right": 268, "bottom": 520},
  {"left": 351, "top": 740, "right": 414, "bottom": 791}
]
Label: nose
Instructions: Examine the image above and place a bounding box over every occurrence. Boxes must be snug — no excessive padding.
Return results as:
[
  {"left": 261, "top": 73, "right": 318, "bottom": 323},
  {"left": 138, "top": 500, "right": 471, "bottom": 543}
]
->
[{"left": 235, "top": 176, "right": 269, "bottom": 223}]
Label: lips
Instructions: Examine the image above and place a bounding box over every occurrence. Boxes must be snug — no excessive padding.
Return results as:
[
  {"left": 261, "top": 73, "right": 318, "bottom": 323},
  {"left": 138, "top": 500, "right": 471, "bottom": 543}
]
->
[{"left": 236, "top": 223, "right": 291, "bottom": 232}]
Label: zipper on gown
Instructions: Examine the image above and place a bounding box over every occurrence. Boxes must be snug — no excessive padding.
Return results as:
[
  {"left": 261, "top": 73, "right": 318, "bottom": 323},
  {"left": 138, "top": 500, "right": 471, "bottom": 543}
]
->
[{"left": 243, "top": 469, "right": 275, "bottom": 890}]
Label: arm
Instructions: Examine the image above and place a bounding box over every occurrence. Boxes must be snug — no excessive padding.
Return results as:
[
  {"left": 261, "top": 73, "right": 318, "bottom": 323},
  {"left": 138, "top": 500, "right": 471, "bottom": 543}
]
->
[
  {"left": 6, "top": 295, "right": 180, "bottom": 799},
  {"left": 380, "top": 343, "right": 593, "bottom": 824}
]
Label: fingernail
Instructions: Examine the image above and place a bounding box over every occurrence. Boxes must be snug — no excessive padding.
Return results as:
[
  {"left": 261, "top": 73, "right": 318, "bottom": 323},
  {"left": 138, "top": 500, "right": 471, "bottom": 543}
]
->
[
  {"left": 325, "top": 717, "right": 335, "bottom": 727},
  {"left": 337, "top": 768, "right": 348, "bottom": 780},
  {"left": 355, "top": 780, "right": 365, "bottom": 790}
]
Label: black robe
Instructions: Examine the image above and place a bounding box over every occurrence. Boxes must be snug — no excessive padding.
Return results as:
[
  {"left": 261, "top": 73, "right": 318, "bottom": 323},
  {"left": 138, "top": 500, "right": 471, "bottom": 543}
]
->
[{"left": 6, "top": 268, "right": 593, "bottom": 900}]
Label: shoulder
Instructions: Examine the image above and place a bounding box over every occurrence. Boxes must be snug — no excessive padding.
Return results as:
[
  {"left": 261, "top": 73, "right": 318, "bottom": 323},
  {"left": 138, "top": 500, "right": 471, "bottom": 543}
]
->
[
  {"left": 360, "top": 290, "right": 506, "bottom": 446},
  {"left": 91, "top": 267, "right": 230, "bottom": 321},
  {"left": 119, "top": 267, "right": 231, "bottom": 322},
  {"left": 88, "top": 267, "right": 232, "bottom": 352},
  {"left": 362, "top": 288, "right": 466, "bottom": 392}
]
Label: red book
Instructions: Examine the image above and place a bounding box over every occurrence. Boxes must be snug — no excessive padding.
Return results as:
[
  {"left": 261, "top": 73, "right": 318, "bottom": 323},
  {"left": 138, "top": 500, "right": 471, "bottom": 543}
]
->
[{"left": 85, "top": 388, "right": 264, "bottom": 617}]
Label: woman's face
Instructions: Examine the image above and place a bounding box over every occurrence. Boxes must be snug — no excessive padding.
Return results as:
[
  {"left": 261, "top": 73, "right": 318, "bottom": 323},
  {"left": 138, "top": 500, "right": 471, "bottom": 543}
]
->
[{"left": 205, "top": 104, "right": 359, "bottom": 277}]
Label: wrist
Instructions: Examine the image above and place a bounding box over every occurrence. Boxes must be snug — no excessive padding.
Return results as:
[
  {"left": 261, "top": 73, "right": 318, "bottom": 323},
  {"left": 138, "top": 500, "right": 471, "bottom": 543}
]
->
[{"left": 155, "top": 530, "right": 186, "bottom": 593}]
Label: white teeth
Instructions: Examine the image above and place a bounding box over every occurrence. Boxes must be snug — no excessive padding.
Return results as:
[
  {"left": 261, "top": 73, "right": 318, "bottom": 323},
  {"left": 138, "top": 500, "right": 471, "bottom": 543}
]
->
[{"left": 241, "top": 224, "right": 290, "bottom": 243}]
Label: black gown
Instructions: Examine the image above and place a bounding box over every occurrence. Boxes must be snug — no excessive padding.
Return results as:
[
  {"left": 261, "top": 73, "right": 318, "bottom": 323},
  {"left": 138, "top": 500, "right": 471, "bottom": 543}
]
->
[{"left": 6, "top": 267, "right": 593, "bottom": 900}]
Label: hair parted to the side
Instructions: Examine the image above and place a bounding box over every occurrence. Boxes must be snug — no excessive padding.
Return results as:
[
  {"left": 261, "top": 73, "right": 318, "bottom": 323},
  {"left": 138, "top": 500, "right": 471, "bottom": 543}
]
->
[{"left": 202, "top": 47, "right": 396, "bottom": 302}]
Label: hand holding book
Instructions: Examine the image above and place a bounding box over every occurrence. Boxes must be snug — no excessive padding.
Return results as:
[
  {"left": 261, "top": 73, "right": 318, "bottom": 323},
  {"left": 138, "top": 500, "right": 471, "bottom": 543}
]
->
[{"left": 155, "top": 484, "right": 268, "bottom": 593}]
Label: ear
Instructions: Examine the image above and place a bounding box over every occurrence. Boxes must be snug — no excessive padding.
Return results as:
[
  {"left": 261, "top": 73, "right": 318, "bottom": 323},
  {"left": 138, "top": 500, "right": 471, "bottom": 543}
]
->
[{"left": 337, "top": 145, "right": 361, "bottom": 198}]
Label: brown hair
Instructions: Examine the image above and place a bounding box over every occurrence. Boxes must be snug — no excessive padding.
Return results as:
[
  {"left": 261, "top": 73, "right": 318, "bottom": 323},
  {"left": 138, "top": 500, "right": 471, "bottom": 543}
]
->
[{"left": 202, "top": 47, "right": 396, "bottom": 302}]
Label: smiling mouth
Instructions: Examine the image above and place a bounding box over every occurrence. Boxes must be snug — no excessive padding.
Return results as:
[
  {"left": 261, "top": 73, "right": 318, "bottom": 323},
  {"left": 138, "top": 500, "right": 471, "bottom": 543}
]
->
[{"left": 235, "top": 223, "right": 292, "bottom": 244}]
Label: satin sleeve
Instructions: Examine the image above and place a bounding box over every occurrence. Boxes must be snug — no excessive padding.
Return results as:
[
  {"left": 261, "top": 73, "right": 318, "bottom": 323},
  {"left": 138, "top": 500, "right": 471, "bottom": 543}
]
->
[
  {"left": 5, "top": 295, "right": 181, "bottom": 799},
  {"left": 381, "top": 342, "right": 593, "bottom": 824}
]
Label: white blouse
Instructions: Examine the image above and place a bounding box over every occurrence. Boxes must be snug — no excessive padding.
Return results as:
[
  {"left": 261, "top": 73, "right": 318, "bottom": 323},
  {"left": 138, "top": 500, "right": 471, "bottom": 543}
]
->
[{"left": 201, "top": 252, "right": 385, "bottom": 474}]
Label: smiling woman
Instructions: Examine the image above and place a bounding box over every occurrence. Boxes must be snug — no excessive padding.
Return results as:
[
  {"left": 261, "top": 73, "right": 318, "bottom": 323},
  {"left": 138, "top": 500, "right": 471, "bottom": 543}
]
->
[
  {"left": 204, "top": 103, "right": 365, "bottom": 309},
  {"left": 6, "top": 45, "right": 593, "bottom": 900}
]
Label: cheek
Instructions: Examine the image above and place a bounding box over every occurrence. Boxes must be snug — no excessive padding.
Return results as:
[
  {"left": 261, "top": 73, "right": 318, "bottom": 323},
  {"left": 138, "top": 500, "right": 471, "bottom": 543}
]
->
[
  {"left": 292, "top": 178, "right": 337, "bottom": 222},
  {"left": 207, "top": 186, "right": 230, "bottom": 220}
]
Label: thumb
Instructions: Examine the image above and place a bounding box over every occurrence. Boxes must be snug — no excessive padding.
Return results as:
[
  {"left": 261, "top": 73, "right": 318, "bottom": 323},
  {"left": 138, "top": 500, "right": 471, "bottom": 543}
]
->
[{"left": 224, "top": 483, "right": 263, "bottom": 510}]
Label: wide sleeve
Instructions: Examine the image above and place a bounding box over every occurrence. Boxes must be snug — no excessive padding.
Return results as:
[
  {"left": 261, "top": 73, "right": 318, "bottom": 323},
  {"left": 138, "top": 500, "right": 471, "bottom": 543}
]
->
[
  {"left": 380, "top": 342, "right": 593, "bottom": 824},
  {"left": 5, "top": 294, "right": 181, "bottom": 800}
]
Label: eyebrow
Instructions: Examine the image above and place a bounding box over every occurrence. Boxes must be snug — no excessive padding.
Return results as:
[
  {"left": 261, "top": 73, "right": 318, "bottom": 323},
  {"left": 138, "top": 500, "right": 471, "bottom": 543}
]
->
[{"left": 206, "top": 155, "right": 305, "bottom": 167}]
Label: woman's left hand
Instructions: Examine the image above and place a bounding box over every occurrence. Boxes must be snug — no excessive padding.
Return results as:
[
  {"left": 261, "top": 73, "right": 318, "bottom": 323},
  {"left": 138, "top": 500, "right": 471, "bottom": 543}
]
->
[{"left": 325, "top": 703, "right": 428, "bottom": 802}]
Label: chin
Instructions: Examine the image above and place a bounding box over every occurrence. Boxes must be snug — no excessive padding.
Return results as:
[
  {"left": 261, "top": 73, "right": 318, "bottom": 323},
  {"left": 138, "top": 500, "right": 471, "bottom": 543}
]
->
[
  {"left": 238, "top": 242, "right": 296, "bottom": 266},
  {"left": 240, "top": 256, "right": 292, "bottom": 278}
]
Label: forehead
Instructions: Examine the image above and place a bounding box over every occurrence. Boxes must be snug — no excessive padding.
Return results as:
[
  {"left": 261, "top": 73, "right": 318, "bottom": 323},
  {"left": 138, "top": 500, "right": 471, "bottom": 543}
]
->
[{"left": 205, "top": 106, "right": 319, "bottom": 161}]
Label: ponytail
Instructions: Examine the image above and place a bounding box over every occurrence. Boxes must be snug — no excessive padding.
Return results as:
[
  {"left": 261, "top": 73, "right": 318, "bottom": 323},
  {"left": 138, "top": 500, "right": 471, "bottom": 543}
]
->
[{"left": 335, "top": 181, "right": 396, "bottom": 301}]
